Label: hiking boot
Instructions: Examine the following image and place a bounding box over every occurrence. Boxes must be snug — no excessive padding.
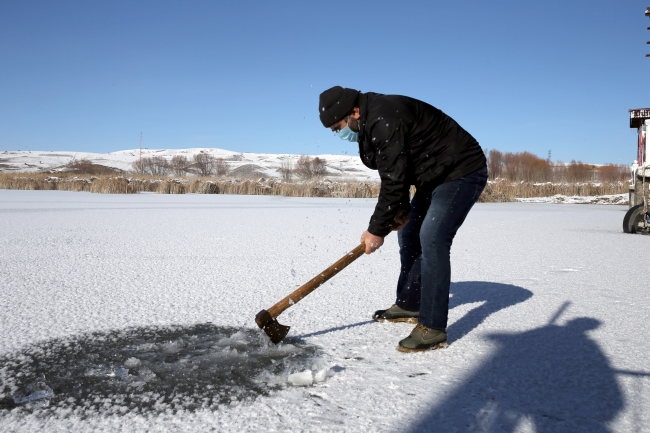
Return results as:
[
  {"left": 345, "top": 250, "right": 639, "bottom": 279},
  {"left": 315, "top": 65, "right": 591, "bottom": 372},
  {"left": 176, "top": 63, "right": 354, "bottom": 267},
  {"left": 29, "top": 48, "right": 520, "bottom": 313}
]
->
[
  {"left": 397, "top": 324, "right": 447, "bottom": 353},
  {"left": 373, "top": 304, "right": 419, "bottom": 323}
]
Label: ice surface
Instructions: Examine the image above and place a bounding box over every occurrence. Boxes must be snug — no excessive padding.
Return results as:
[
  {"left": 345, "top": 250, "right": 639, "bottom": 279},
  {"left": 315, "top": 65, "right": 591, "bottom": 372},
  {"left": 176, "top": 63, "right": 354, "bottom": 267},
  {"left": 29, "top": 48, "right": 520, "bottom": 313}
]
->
[{"left": 0, "top": 191, "right": 649, "bottom": 432}]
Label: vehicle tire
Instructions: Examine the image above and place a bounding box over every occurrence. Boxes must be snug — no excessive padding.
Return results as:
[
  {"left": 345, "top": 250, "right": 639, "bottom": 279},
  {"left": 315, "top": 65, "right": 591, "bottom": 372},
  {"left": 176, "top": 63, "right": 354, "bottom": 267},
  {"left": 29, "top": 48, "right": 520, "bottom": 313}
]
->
[{"left": 623, "top": 204, "right": 650, "bottom": 234}]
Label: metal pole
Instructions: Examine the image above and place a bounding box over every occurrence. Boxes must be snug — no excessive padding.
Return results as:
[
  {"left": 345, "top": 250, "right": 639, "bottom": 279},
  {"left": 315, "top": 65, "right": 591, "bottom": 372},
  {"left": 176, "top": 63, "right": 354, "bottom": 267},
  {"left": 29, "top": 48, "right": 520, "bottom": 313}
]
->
[{"left": 647, "top": 7, "right": 650, "bottom": 56}]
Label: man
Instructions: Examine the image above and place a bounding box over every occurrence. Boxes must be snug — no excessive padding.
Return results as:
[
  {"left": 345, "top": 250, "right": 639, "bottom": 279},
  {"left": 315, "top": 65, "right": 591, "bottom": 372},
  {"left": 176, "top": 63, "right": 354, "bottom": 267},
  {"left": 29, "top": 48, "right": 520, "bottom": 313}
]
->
[{"left": 319, "top": 86, "right": 487, "bottom": 352}]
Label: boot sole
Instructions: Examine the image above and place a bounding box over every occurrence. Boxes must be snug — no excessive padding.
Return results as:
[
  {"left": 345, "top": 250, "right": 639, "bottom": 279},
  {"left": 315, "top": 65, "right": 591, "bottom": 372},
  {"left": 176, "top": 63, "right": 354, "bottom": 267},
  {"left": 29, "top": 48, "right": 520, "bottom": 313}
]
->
[
  {"left": 375, "top": 317, "right": 418, "bottom": 324},
  {"left": 396, "top": 340, "right": 448, "bottom": 353}
]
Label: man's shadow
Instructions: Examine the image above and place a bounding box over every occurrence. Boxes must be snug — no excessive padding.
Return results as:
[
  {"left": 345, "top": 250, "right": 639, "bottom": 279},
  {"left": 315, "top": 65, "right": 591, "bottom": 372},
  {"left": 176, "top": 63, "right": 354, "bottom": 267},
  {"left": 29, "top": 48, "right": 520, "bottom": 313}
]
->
[
  {"left": 407, "top": 311, "right": 627, "bottom": 433},
  {"left": 296, "top": 281, "right": 533, "bottom": 343},
  {"left": 447, "top": 281, "right": 533, "bottom": 342}
]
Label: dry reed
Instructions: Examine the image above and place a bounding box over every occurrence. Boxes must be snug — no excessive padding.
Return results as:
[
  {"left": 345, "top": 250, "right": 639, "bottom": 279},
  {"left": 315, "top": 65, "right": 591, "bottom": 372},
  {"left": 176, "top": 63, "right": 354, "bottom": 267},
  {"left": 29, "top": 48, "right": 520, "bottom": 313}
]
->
[
  {"left": 0, "top": 173, "right": 380, "bottom": 198},
  {"left": 0, "top": 173, "right": 629, "bottom": 202},
  {"left": 479, "top": 180, "right": 629, "bottom": 203}
]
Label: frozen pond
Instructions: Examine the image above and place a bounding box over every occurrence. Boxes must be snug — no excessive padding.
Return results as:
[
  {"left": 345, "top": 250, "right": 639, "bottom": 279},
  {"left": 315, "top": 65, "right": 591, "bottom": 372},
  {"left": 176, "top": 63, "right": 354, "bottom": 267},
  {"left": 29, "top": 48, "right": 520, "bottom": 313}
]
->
[{"left": 0, "top": 190, "right": 648, "bottom": 432}]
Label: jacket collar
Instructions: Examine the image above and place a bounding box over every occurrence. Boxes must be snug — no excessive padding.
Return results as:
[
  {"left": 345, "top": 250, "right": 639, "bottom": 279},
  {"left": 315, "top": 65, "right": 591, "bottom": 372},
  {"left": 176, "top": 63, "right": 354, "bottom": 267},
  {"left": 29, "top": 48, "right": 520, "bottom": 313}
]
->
[
  {"left": 358, "top": 92, "right": 368, "bottom": 140},
  {"left": 356, "top": 92, "right": 377, "bottom": 169}
]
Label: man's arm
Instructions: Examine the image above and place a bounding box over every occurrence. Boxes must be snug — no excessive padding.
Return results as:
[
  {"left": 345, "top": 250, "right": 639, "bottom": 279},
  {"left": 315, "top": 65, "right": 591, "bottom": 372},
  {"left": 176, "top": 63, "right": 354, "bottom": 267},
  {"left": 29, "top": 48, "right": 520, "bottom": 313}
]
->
[{"left": 366, "top": 118, "right": 411, "bottom": 238}]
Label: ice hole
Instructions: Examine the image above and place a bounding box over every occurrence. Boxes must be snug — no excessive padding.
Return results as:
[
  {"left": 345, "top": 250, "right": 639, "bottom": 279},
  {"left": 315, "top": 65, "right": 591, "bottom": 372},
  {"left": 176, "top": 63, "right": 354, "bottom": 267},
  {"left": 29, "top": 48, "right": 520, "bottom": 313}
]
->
[{"left": 0, "top": 324, "right": 328, "bottom": 418}]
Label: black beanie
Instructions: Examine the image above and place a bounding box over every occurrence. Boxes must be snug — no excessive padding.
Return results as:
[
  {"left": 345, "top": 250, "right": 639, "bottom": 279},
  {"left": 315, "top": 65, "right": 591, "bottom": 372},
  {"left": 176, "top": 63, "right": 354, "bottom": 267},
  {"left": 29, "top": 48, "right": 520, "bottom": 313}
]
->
[{"left": 319, "top": 86, "right": 360, "bottom": 127}]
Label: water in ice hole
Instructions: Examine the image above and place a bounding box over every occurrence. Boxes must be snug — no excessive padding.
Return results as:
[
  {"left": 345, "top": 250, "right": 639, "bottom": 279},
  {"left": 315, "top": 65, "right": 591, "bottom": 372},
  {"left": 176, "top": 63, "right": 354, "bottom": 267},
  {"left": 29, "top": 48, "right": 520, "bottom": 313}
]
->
[{"left": 0, "top": 324, "right": 328, "bottom": 417}]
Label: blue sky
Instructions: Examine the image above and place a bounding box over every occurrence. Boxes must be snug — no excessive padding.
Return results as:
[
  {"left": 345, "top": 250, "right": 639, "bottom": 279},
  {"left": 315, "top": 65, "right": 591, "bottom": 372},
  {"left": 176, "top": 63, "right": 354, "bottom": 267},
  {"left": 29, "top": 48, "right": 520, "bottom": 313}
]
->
[{"left": 1, "top": 1, "right": 648, "bottom": 164}]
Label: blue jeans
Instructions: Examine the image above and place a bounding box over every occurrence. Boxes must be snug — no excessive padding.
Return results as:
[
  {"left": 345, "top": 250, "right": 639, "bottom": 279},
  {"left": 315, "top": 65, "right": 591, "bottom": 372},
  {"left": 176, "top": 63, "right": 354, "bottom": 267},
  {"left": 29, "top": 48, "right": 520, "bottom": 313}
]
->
[{"left": 395, "top": 165, "right": 488, "bottom": 329}]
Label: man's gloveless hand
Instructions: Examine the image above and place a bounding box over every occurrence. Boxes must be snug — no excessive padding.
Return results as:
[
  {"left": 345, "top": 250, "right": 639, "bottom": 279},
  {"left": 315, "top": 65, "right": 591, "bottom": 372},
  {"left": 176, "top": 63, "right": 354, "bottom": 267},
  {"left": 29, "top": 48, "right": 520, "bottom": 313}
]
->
[{"left": 361, "top": 210, "right": 410, "bottom": 254}]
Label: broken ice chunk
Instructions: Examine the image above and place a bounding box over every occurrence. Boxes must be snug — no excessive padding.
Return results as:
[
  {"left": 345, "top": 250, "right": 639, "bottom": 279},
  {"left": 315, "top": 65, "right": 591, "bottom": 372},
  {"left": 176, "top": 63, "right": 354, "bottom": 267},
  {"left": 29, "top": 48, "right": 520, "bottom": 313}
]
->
[
  {"left": 314, "top": 369, "right": 328, "bottom": 383},
  {"left": 160, "top": 341, "right": 183, "bottom": 353},
  {"left": 124, "top": 357, "right": 141, "bottom": 368},
  {"left": 13, "top": 380, "right": 54, "bottom": 404},
  {"left": 84, "top": 366, "right": 115, "bottom": 377},
  {"left": 137, "top": 366, "right": 157, "bottom": 382},
  {"left": 288, "top": 370, "right": 313, "bottom": 386},
  {"left": 229, "top": 331, "right": 248, "bottom": 343}
]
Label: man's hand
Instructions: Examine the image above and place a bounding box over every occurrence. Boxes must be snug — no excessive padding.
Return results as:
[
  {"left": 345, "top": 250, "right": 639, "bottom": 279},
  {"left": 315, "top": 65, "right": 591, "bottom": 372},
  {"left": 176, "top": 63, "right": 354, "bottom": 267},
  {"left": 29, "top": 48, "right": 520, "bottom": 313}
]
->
[
  {"left": 361, "top": 210, "right": 409, "bottom": 254},
  {"left": 361, "top": 231, "right": 384, "bottom": 254},
  {"left": 393, "top": 209, "right": 410, "bottom": 231}
]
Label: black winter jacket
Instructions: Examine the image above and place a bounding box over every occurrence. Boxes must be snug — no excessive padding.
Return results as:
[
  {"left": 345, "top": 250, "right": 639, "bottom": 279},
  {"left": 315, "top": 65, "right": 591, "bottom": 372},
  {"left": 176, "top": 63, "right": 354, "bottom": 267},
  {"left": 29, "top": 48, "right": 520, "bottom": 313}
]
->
[{"left": 358, "top": 92, "right": 486, "bottom": 237}]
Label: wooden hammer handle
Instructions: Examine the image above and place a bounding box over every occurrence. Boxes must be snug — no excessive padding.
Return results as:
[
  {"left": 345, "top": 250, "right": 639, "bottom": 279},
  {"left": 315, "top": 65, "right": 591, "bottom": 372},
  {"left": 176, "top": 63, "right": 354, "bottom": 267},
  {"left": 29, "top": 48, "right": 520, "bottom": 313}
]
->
[{"left": 267, "top": 243, "right": 366, "bottom": 319}]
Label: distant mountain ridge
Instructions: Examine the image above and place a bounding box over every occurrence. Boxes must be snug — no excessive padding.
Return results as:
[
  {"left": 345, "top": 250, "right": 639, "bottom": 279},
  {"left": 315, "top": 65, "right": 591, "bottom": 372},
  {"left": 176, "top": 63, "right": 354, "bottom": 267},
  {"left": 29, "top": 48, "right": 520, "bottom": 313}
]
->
[{"left": 0, "top": 148, "right": 379, "bottom": 181}]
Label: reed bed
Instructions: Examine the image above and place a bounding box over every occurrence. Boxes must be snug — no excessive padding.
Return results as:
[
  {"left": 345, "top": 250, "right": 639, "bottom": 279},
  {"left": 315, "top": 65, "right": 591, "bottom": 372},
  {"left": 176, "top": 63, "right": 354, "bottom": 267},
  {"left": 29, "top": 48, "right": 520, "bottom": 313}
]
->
[
  {"left": 479, "top": 179, "right": 629, "bottom": 203},
  {"left": 0, "top": 173, "right": 380, "bottom": 198},
  {"left": 0, "top": 173, "right": 629, "bottom": 202}
]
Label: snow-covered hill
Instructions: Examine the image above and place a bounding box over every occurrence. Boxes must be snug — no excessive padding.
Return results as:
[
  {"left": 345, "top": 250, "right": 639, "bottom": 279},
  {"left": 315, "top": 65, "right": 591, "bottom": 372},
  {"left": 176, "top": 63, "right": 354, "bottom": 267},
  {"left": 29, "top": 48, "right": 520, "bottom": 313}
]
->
[{"left": 0, "top": 148, "right": 379, "bottom": 181}]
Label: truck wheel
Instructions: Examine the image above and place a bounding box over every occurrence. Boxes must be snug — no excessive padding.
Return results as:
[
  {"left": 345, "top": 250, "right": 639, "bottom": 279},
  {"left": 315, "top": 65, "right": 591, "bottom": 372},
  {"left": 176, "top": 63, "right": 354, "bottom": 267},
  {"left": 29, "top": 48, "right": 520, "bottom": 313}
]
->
[{"left": 623, "top": 204, "right": 650, "bottom": 234}]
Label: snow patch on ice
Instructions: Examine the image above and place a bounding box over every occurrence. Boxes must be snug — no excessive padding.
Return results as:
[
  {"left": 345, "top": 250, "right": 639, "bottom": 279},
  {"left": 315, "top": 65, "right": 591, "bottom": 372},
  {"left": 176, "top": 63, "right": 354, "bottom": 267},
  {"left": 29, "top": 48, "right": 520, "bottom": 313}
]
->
[{"left": 515, "top": 193, "right": 628, "bottom": 205}]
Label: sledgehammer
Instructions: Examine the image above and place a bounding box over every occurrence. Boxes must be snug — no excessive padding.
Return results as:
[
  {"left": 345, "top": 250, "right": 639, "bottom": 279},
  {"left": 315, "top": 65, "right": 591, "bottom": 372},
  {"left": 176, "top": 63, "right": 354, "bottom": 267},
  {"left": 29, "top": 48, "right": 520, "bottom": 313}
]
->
[{"left": 255, "top": 242, "right": 366, "bottom": 344}]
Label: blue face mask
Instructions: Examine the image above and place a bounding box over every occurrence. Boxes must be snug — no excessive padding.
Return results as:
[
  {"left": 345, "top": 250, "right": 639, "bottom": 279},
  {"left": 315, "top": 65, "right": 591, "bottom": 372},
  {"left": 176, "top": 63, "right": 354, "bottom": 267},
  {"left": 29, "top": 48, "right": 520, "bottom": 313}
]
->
[{"left": 336, "top": 125, "right": 358, "bottom": 142}]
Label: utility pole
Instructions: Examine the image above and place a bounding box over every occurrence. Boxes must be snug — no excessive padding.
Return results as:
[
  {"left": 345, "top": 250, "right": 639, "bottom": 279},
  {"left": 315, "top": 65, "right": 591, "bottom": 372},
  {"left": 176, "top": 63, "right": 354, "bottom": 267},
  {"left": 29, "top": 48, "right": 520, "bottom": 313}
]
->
[
  {"left": 139, "top": 132, "right": 142, "bottom": 163},
  {"left": 646, "top": 7, "right": 650, "bottom": 57}
]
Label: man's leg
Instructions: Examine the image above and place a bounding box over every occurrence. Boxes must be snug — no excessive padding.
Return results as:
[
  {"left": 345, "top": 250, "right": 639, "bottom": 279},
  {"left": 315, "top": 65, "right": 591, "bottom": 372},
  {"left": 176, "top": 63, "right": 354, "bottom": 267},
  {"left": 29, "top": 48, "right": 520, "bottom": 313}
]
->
[
  {"left": 395, "top": 191, "right": 431, "bottom": 311},
  {"left": 374, "top": 191, "right": 431, "bottom": 322},
  {"left": 417, "top": 166, "right": 488, "bottom": 330}
]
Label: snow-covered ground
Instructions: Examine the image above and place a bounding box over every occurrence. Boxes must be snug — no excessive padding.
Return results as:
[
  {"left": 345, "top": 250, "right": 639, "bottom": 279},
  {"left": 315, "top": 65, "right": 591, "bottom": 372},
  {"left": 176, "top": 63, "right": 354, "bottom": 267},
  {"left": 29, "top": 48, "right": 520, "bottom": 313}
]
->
[
  {"left": 0, "top": 148, "right": 379, "bottom": 181},
  {"left": 516, "top": 193, "right": 629, "bottom": 205},
  {"left": 0, "top": 190, "right": 648, "bottom": 432}
]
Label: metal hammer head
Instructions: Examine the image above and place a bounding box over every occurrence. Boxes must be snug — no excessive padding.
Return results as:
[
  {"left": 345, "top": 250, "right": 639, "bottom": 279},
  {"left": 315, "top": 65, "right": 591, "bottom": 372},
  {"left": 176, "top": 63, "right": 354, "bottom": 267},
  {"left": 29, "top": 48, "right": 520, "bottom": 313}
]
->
[{"left": 255, "top": 310, "right": 291, "bottom": 344}]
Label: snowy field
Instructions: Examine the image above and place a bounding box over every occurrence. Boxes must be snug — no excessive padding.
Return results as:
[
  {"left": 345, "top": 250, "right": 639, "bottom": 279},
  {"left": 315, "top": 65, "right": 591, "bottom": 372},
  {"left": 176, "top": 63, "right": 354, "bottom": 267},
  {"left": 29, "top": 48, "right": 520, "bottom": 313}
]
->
[
  {"left": 1, "top": 190, "right": 649, "bottom": 432},
  {"left": 0, "top": 149, "right": 379, "bottom": 180}
]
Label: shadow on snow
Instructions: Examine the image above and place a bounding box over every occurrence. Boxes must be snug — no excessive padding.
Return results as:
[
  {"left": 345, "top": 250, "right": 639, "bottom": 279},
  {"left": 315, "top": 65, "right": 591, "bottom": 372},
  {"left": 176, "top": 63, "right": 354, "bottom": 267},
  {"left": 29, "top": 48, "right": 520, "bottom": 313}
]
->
[
  {"left": 447, "top": 281, "right": 533, "bottom": 343},
  {"left": 407, "top": 303, "right": 641, "bottom": 433}
]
